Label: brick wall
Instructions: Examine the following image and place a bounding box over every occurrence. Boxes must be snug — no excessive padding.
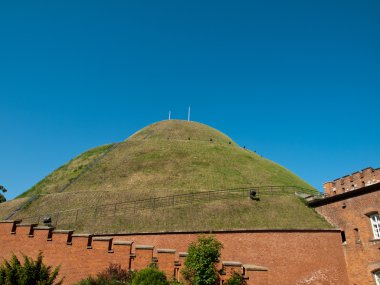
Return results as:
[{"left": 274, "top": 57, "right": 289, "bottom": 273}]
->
[
  {"left": 0, "top": 221, "right": 348, "bottom": 285},
  {"left": 315, "top": 185, "right": 380, "bottom": 285},
  {"left": 324, "top": 167, "right": 380, "bottom": 196}
]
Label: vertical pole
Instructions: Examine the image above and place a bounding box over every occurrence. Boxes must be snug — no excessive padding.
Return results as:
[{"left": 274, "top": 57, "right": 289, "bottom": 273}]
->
[
  {"left": 188, "top": 106, "right": 191, "bottom": 122},
  {"left": 55, "top": 212, "right": 60, "bottom": 227},
  {"left": 75, "top": 209, "right": 79, "bottom": 223}
]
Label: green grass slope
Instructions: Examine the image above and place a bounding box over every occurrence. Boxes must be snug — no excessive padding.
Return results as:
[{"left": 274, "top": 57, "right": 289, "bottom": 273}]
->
[
  {"left": 62, "top": 120, "right": 313, "bottom": 197},
  {"left": 16, "top": 195, "right": 331, "bottom": 234}
]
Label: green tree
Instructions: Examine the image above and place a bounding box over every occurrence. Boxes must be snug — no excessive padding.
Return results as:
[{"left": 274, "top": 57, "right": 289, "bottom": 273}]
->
[
  {"left": 226, "top": 272, "right": 246, "bottom": 285},
  {"left": 131, "top": 267, "right": 169, "bottom": 285},
  {"left": 182, "top": 235, "right": 223, "bottom": 285},
  {"left": 0, "top": 252, "right": 63, "bottom": 285}
]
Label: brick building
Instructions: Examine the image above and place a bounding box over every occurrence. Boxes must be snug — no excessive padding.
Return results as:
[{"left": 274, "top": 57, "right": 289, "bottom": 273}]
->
[{"left": 310, "top": 167, "right": 380, "bottom": 285}]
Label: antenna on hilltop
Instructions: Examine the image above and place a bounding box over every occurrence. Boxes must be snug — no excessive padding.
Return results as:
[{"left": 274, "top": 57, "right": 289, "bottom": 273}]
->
[
  {"left": 187, "top": 106, "right": 191, "bottom": 122},
  {"left": 168, "top": 111, "right": 171, "bottom": 120}
]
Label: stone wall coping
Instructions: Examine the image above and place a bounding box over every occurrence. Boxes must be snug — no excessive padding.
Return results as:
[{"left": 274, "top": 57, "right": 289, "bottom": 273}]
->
[
  {"left": 17, "top": 223, "right": 38, "bottom": 227},
  {"left": 243, "top": 264, "right": 268, "bottom": 271},
  {"left": 179, "top": 252, "right": 188, "bottom": 257},
  {"left": 72, "top": 233, "right": 93, "bottom": 237},
  {"left": 0, "top": 220, "right": 21, "bottom": 224},
  {"left": 157, "top": 249, "right": 176, "bottom": 253},
  {"left": 53, "top": 230, "right": 74, "bottom": 234},
  {"left": 33, "top": 226, "right": 55, "bottom": 230},
  {"left": 93, "top": 237, "right": 113, "bottom": 242},
  {"left": 222, "top": 261, "right": 242, "bottom": 267},
  {"left": 135, "top": 245, "right": 154, "bottom": 250},
  {"left": 113, "top": 241, "right": 133, "bottom": 245}
]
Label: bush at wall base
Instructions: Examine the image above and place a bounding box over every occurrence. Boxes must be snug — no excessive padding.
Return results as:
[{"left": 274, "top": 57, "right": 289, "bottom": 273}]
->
[
  {"left": 0, "top": 252, "right": 63, "bottom": 285},
  {"left": 130, "top": 267, "right": 169, "bottom": 285},
  {"left": 76, "top": 264, "right": 135, "bottom": 285},
  {"left": 226, "top": 272, "right": 247, "bottom": 285}
]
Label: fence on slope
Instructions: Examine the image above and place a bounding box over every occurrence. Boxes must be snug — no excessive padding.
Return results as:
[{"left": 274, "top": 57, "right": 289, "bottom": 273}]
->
[{"left": 17, "top": 185, "right": 316, "bottom": 228}]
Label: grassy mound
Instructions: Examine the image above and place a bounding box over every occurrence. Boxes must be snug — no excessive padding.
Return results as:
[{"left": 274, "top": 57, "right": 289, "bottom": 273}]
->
[{"left": 1, "top": 120, "right": 329, "bottom": 232}]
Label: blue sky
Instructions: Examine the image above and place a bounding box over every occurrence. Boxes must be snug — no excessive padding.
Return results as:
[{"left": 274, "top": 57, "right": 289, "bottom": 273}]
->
[{"left": 1, "top": 0, "right": 379, "bottom": 199}]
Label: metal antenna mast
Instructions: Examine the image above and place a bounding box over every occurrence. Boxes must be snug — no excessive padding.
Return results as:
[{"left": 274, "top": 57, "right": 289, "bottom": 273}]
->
[
  {"left": 168, "top": 111, "right": 171, "bottom": 120},
  {"left": 187, "top": 106, "right": 191, "bottom": 122}
]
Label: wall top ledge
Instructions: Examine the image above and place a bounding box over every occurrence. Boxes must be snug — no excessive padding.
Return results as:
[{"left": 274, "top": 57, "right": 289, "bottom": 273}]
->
[
  {"left": 17, "top": 223, "right": 38, "bottom": 227},
  {"left": 93, "top": 237, "right": 113, "bottom": 242},
  {"left": 157, "top": 249, "right": 176, "bottom": 253},
  {"left": 135, "top": 245, "right": 154, "bottom": 250},
  {"left": 34, "top": 226, "right": 55, "bottom": 230},
  {"left": 179, "top": 252, "right": 188, "bottom": 257},
  {"left": 243, "top": 264, "right": 268, "bottom": 271},
  {"left": 53, "top": 230, "right": 74, "bottom": 234},
  {"left": 0, "top": 220, "right": 21, "bottom": 223},
  {"left": 222, "top": 261, "right": 242, "bottom": 267},
  {"left": 113, "top": 241, "right": 133, "bottom": 245},
  {"left": 72, "top": 233, "right": 93, "bottom": 237}
]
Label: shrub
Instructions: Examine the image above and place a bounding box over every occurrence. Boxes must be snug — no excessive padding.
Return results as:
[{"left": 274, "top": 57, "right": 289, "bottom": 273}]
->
[
  {"left": 182, "top": 235, "right": 223, "bottom": 285},
  {"left": 0, "top": 252, "right": 63, "bottom": 285},
  {"left": 76, "top": 263, "right": 134, "bottom": 285},
  {"left": 131, "top": 267, "right": 169, "bottom": 285},
  {"left": 0, "top": 193, "right": 5, "bottom": 203},
  {"left": 226, "top": 272, "right": 246, "bottom": 285},
  {"left": 169, "top": 280, "right": 184, "bottom": 285}
]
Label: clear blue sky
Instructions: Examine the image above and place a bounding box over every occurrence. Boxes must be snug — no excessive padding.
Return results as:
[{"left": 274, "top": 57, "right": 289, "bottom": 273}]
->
[{"left": 1, "top": 0, "right": 379, "bottom": 199}]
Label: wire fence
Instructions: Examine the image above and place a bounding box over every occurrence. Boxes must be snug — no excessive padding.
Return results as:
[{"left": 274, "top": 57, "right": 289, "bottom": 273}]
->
[{"left": 18, "top": 186, "right": 316, "bottom": 227}]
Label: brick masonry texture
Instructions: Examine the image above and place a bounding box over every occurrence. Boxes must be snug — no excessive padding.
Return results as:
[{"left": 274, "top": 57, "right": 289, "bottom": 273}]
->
[
  {"left": 0, "top": 221, "right": 348, "bottom": 285},
  {"left": 324, "top": 167, "right": 380, "bottom": 196},
  {"left": 315, "top": 184, "right": 380, "bottom": 285}
]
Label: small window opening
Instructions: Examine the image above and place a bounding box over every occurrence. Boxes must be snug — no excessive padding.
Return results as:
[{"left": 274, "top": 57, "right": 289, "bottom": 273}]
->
[
  {"left": 354, "top": 228, "right": 361, "bottom": 244},
  {"left": 340, "top": 231, "right": 346, "bottom": 244}
]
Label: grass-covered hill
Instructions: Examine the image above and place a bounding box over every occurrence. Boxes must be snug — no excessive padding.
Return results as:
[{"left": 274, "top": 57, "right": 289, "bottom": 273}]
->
[{"left": 0, "top": 120, "right": 331, "bottom": 232}]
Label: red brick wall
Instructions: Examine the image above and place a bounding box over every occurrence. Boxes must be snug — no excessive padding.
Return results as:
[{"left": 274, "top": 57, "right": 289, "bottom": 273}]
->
[
  {"left": 324, "top": 167, "right": 380, "bottom": 196},
  {"left": 315, "top": 189, "right": 380, "bottom": 285},
  {"left": 0, "top": 222, "right": 349, "bottom": 285}
]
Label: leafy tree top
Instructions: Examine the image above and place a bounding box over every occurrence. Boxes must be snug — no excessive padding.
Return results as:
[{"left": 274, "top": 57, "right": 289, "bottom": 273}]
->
[
  {"left": 0, "top": 252, "right": 63, "bottom": 285},
  {"left": 182, "top": 235, "right": 223, "bottom": 285}
]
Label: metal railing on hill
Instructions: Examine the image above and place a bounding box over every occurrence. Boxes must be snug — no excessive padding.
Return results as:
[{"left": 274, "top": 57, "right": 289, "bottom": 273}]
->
[{"left": 18, "top": 186, "right": 316, "bottom": 227}]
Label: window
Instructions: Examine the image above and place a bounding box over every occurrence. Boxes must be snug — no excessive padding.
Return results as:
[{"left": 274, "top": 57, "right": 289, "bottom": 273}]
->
[
  {"left": 374, "top": 271, "right": 380, "bottom": 285},
  {"left": 353, "top": 228, "right": 361, "bottom": 244},
  {"left": 370, "top": 214, "right": 380, "bottom": 239},
  {"left": 340, "top": 231, "right": 346, "bottom": 244}
]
